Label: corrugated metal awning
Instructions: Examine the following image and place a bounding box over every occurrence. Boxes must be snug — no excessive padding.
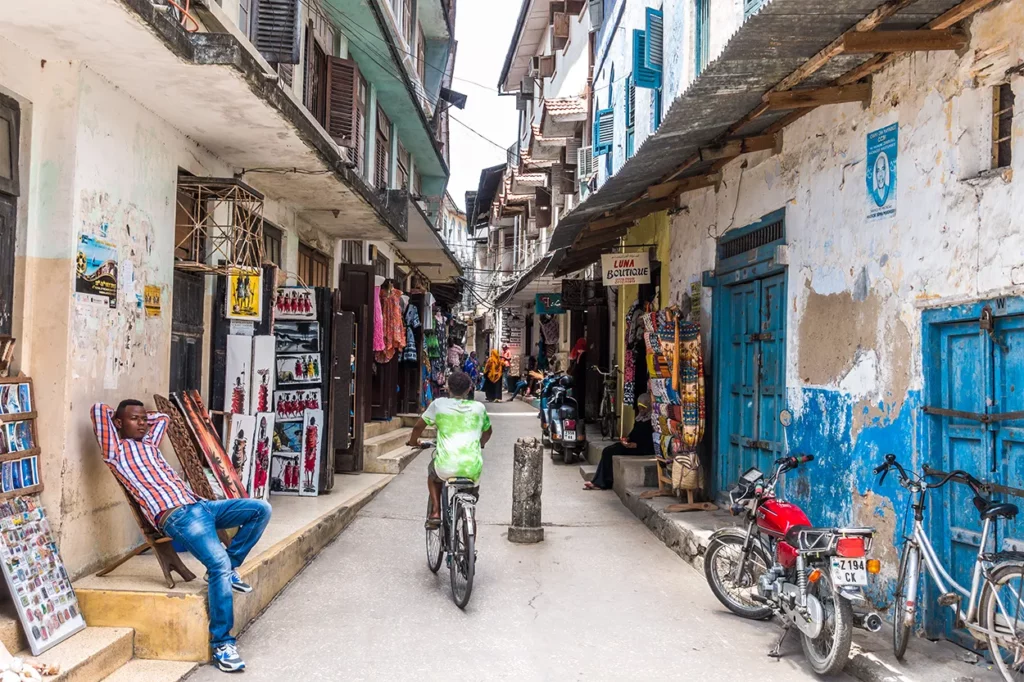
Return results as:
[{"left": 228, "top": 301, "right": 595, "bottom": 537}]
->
[{"left": 547, "top": 0, "right": 970, "bottom": 275}]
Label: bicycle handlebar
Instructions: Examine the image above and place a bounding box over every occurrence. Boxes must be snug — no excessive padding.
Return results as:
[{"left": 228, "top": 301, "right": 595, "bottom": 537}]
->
[{"left": 874, "top": 454, "right": 986, "bottom": 496}]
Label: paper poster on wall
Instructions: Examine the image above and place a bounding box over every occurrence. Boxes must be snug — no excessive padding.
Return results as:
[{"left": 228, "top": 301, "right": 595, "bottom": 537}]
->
[
  {"left": 224, "top": 336, "right": 253, "bottom": 415},
  {"left": 535, "top": 293, "right": 564, "bottom": 315},
  {"left": 144, "top": 285, "right": 161, "bottom": 317},
  {"left": 601, "top": 252, "right": 651, "bottom": 287},
  {"left": 0, "top": 495, "right": 87, "bottom": 655},
  {"left": 867, "top": 122, "right": 898, "bottom": 221},
  {"left": 75, "top": 234, "right": 118, "bottom": 308},
  {"left": 250, "top": 336, "right": 275, "bottom": 415},
  {"left": 226, "top": 269, "right": 262, "bottom": 321}
]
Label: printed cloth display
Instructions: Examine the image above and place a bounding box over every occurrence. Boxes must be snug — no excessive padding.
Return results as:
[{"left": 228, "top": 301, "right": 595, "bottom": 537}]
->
[
  {"left": 373, "top": 286, "right": 385, "bottom": 352},
  {"left": 374, "top": 287, "right": 406, "bottom": 363},
  {"left": 643, "top": 310, "right": 705, "bottom": 491},
  {"left": 401, "top": 301, "right": 421, "bottom": 364},
  {"left": 424, "top": 331, "right": 441, "bottom": 359}
]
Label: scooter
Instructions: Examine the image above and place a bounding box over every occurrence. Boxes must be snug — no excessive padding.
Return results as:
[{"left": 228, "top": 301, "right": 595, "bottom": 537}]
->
[
  {"left": 547, "top": 376, "right": 586, "bottom": 465},
  {"left": 538, "top": 372, "right": 562, "bottom": 446}
]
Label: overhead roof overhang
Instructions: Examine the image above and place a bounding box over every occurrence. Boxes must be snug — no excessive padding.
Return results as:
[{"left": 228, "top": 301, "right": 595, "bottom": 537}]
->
[
  {"left": 540, "top": 97, "right": 588, "bottom": 137},
  {"left": 0, "top": 0, "right": 411, "bottom": 241},
  {"left": 417, "top": 0, "right": 453, "bottom": 40},
  {"left": 325, "top": 0, "right": 448, "bottom": 181},
  {"left": 498, "top": 0, "right": 553, "bottom": 93},
  {"left": 399, "top": 197, "right": 463, "bottom": 282},
  {"left": 495, "top": 254, "right": 558, "bottom": 308},
  {"left": 470, "top": 164, "right": 506, "bottom": 230},
  {"left": 547, "top": 0, "right": 991, "bottom": 276}
]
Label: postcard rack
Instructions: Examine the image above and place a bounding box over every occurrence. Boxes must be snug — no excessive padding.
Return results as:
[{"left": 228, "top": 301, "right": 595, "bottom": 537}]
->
[{"left": 0, "top": 376, "right": 42, "bottom": 500}]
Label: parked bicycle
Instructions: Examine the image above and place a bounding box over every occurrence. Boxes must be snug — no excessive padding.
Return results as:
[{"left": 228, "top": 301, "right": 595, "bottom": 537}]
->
[
  {"left": 591, "top": 365, "right": 620, "bottom": 438},
  {"left": 422, "top": 441, "right": 478, "bottom": 609},
  {"left": 875, "top": 454, "right": 1024, "bottom": 680}
]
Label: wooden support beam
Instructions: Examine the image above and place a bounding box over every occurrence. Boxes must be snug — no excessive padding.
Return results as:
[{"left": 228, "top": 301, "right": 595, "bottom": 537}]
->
[
  {"left": 699, "top": 134, "right": 780, "bottom": 161},
  {"left": 842, "top": 29, "right": 967, "bottom": 54},
  {"left": 648, "top": 172, "right": 721, "bottom": 200},
  {"left": 575, "top": 228, "right": 628, "bottom": 250},
  {"left": 594, "top": 197, "right": 679, "bottom": 227},
  {"left": 764, "top": 83, "right": 871, "bottom": 110},
  {"left": 930, "top": 0, "right": 1000, "bottom": 28}
]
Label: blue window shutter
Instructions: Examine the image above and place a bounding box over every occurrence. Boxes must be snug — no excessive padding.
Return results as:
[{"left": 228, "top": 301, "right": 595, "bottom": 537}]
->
[
  {"left": 633, "top": 30, "right": 661, "bottom": 89},
  {"left": 652, "top": 87, "right": 662, "bottom": 130},
  {"left": 644, "top": 8, "right": 664, "bottom": 73},
  {"left": 744, "top": 0, "right": 765, "bottom": 19},
  {"left": 593, "top": 108, "right": 614, "bottom": 156},
  {"left": 624, "top": 75, "right": 633, "bottom": 129}
]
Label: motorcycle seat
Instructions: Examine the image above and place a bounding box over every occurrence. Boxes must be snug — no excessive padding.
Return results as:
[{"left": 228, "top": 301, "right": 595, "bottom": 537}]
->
[
  {"left": 977, "top": 499, "right": 1019, "bottom": 521},
  {"left": 785, "top": 525, "right": 835, "bottom": 552}
]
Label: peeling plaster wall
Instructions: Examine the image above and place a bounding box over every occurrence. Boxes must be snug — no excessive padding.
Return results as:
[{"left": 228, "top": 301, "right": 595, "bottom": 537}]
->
[
  {"left": 0, "top": 36, "right": 341, "bottom": 576},
  {"left": 664, "top": 1, "right": 1024, "bottom": 603}
]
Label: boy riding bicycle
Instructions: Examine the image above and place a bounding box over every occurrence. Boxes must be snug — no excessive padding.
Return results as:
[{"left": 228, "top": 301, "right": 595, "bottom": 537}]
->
[{"left": 407, "top": 371, "right": 492, "bottom": 528}]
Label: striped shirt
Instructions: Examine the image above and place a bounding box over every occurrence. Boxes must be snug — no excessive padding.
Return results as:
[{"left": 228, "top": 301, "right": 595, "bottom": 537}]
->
[{"left": 91, "top": 404, "right": 197, "bottom": 528}]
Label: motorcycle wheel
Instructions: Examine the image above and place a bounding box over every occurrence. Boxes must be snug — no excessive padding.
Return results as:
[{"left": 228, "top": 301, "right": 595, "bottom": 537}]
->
[
  {"left": 703, "top": 534, "right": 773, "bottom": 620},
  {"left": 800, "top": 573, "right": 854, "bottom": 676},
  {"left": 562, "top": 446, "right": 575, "bottom": 465}
]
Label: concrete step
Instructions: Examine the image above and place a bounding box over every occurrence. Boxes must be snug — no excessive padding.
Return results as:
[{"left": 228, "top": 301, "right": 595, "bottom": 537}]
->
[
  {"left": 0, "top": 604, "right": 27, "bottom": 656},
  {"left": 21, "top": 627, "right": 133, "bottom": 682},
  {"left": 365, "top": 445, "right": 421, "bottom": 475},
  {"left": 73, "top": 474, "right": 392, "bottom": 662},
  {"left": 397, "top": 413, "right": 422, "bottom": 428},
  {"left": 364, "top": 427, "right": 434, "bottom": 462},
  {"left": 363, "top": 419, "right": 404, "bottom": 440},
  {"left": 579, "top": 464, "right": 596, "bottom": 482},
  {"left": 99, "top": 659, "right": 196, "bottom": 682}
]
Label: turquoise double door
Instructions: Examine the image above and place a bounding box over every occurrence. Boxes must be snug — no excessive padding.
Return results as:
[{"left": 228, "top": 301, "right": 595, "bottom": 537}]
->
[{"left": 716, "top": 271, "right": 787, "bottom": 487}]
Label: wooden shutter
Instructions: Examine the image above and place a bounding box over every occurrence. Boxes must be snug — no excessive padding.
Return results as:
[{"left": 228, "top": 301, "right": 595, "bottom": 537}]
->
[
  {"left": 593, "top": 108, "right": 613, "bottom": 155},
  {"left": 375, "top": 108, "right": 391, "bottom": 189},
  {"left": 326, "top": 57, "right": 360, "bottom": 147},
  {"left": 645, "top": 8, "right": 663, "bottom": 72},
  {"left": 633, "top": 29, "right": 661, "bottom": 89},
  {"left": 251, "top": 0, "right": 301, "bottom": 64}
]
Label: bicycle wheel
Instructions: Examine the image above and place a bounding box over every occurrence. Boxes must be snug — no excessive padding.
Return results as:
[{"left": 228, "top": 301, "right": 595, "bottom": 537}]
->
[
  {"left": 600, "top": 409, "right": 614, "bottom": 439},
  {"left": 892, "top": 543, "right": 918, "bottom": 660},
  {"left": 425, "top": 498, "right": 443, "bottom": 574},
  {"left": 980, "top": 562, "right": 1024, "bottom": 681},
  {"left": 449, "top": 500, "right": 475, "bottom": 609}
]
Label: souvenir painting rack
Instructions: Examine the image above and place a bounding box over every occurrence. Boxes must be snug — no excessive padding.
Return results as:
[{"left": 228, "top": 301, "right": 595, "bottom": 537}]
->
[{"left": 0, "top": 376, "right": 43, "bottom": 500}]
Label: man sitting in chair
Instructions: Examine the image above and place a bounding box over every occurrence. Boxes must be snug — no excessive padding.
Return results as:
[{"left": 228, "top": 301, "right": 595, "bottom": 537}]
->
[{"left": 91, "top": 400, "right": 271, "bottom": 673}]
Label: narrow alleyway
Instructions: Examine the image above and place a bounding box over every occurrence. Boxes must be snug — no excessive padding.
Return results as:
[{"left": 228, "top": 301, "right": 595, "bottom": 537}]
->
[{"left": 191, "top": 399, "right": 849, "bottom": 681}]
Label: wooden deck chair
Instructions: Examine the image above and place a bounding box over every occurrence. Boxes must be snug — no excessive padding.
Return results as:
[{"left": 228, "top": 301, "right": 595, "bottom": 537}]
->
[
  {"left": 639, "top": 454, "right": 717, "bottom": 513},
  {"left": 96, "top": 477, "right": 196, "bottom": 589}
]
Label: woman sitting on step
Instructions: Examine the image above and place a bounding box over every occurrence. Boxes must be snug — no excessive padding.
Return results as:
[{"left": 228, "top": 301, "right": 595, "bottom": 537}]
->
[{"left": 584, "top": 393, "right": 655, "bottom": 491}]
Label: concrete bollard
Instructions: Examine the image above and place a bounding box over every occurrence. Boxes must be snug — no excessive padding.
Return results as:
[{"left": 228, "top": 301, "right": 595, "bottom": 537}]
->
[{"left": 508, "top": 437, "right": 544, "bottom": 543}]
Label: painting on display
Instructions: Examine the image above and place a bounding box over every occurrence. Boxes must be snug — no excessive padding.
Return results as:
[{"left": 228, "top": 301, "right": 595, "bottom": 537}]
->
[
  {"left": 153, "top": 395, "right": 219, "bottom": 501},
  {"left": 223, "top": 415, "right": 256, "bottom": 499},
  {"left": 1, "top": 456, "right": 38, "bottom": 493},
  {"left": 226, "top": 269, "right": 262, "bottom": 321},
  {"left": 299, "top": 409, "right": 323, "bottom": 497},
  {"left": 275, "top": 322, "right": 320, "bottom": 354},
  {"left": 224, "top": 335, "right": 253, "bottom": 415},
  {"left": 172, "top": 391, "right": 248, "bottom": 499},
  {"left": 276, "top": 354, "right": 321, "bottom": 385},
  {"left": 0, "top": 383, "right": 32, "bottom": 415},
  {"left": 251, "top": 413, "right": 274, "bottom": 500},
  {"left": 1, "top": 421, "right": 34, "bottom": 455},
  {"left": 74, "top": 234, "right": 118, "bottom": 308},
  {"left": 273, "top": 389, "right": 322, "bottom": 422},
  {"left": 270, "top": 419, "right": 303, "bottom": 496},
  {"left": 250, "top": 336, "right": 275, "bottom": 415},
  {"left": 274, "top": 287, "right": 316, "bottom": 321},
  {"left": 0, "top": 495, "right": 87, "bottom": 655}
]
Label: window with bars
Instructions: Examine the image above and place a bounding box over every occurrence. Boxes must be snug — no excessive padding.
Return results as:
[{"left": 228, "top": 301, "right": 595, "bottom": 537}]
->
[
  {"left": 239, "top": 0, "right": 252, "bottom": 38},
  {"left": 304, "top": 24, "right": 328, "bottom": 129},
  {"left": 263, "top": 222, "right": 283, "bottom": 268},
  {"left": 374, "top": 250, "right": 391, "bottom": 278},
  {"left": 397, "top": 143, "right": 410, "bottom": 190},
  {"left": 298, "top": 242, "right": 331, "bottom": 288},
  {"left": 695, "top": 0, "right": 710, "bottom": 76},
  {"left": 403, "top": 0, "right": 414, "bottom": 46},
  {"left": 375, "top": 106, "right": 392, "bottom": 190},
  {"left": 340, "top": 240, "right": 364, "bottom": 265},
  {"left": 355, "top": 74, "right": 368, "bottom": 175},
  {"left": 416, "top": 25, "right": 426, "bottom": 85},
  {"left": 992, "top": 83, "right": 1014, "bottom": 170}
]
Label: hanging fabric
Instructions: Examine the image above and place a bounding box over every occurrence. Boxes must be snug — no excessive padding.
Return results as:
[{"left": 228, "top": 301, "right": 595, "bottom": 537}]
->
[
  {"left": 374, "top": 287, "right": 406, "bottom": 363},
  {"left": 373, "top": 285, "right": 385, "bottom": 352}
]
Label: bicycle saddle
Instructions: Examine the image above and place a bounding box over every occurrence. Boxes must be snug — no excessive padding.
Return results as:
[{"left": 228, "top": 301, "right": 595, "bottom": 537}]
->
[
  {"left": 974, "top": 497, "right": 1019, "bottom": 521},
  {"left": 447, "top": 477, "right": 478, "bottom": 488}
]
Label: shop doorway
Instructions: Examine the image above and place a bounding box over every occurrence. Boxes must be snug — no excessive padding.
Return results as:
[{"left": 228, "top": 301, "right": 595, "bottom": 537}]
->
[
  {"left": 0, "top": 93, "right": 20, "bottom": 336},
  {"left": 169, "top": 270, "right": 205, "bottom": 393},
  {"left": 711, "top": 211, "right": 787, "bottom": 491},
  {"left": 921, "top": 297, "right": 1024, "bottom": 646}
]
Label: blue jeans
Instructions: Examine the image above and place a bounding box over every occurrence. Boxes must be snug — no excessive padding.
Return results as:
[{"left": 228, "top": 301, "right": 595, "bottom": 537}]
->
[{"left": 162, "top": 499, "right": 272, "bottom": 648}]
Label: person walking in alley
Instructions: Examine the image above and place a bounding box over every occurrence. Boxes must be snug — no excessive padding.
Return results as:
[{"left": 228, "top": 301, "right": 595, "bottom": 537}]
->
[
  {"left": 406, "top": 371, "right": 492, "bottom": 527},
  {"left": 91, "top": 401, "right": 271, "bottom": 673},
  {"left": 584, "top": 393, "right": 655, "bottom": 490},
  {"left": 482, "top": 349, "right": 504, "bottom": 402}
]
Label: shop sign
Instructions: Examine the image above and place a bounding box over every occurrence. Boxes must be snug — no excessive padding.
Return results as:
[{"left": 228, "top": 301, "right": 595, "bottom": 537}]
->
[
  {"left": 866, "top": 122, "right": 897, "bottom": 221},
  {"left": 75, "top": 234, "right": 118, "bottom": 308},
  {"left": 601, "top": 252, "right": 651, "bottom": 287},
  {"left": 535, "top": 293, "right": 564, "bottom": 315},
  {"left": 226, "top": 268, "right": 262, "bottom": 321}
]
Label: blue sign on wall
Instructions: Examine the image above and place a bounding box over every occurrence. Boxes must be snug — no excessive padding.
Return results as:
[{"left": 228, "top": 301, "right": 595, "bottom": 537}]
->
[
  {"left": 866, "top": 122, "right": 898, "bottom": 221},
  {"left": 535, "top": 293, "right": 564, "bottom": 315}
]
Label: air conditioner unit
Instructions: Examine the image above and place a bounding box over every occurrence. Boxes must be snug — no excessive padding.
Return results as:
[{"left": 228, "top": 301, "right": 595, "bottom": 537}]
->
[{"left": 587, "top": 0, "right": 603, "bottom": 29}]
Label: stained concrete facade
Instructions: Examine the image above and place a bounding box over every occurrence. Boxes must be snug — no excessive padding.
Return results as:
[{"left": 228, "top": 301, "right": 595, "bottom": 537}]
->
[{"left": 664, "top": 0, "right": 1024, "bottom": 597}]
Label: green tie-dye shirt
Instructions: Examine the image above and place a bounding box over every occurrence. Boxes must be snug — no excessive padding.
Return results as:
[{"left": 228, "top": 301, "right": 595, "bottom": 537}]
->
[{"left": 422, "top": 398, "right": 491, "bottom": 481}]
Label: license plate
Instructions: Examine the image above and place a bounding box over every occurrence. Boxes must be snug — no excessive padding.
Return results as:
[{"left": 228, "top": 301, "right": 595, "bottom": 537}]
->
[
  {"left": 831, "top": 558, "right": 867, "bottom": 586},
  {"left": 563, "top": 431, "right": 576, "bottom": 442}
]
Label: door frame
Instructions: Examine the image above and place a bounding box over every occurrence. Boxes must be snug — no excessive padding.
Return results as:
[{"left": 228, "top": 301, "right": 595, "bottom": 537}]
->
[
  {"left": 705, "top": 209, "right": 787, "bottom": 492},
  {"left": 920, "top": 294, "right": 1024, "bottom": 640},
  {"left": 0, "top": 92, "right": 20, "bottom": 336}
]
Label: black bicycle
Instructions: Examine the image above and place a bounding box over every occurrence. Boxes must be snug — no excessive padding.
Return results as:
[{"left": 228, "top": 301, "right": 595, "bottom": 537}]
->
[{"left": 423, "top": 442, "right": 478, "bottom": 609}]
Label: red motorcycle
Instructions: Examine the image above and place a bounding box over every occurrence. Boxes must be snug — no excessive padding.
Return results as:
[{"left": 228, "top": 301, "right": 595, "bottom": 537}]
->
[{"left": 703, "top": 455, "right": 882, "bottom": 675}]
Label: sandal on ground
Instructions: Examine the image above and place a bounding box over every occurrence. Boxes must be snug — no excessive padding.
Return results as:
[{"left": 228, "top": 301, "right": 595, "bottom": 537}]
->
[{"left": 583, "top": 482, "right": 601, "bottom": 491}]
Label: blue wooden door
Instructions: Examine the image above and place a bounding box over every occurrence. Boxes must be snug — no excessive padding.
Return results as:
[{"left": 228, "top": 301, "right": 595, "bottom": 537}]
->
[
  {"left": 719, "top": 273, "right": 786, "bottom": 486},
  {"left": 926, "top": 304, "right": 1024, "bottom": 643}
]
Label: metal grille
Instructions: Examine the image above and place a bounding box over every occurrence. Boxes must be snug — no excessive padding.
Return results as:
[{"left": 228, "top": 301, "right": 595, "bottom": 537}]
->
[{"left": 719, "top": 219, "right": 783, "bottom": 260}]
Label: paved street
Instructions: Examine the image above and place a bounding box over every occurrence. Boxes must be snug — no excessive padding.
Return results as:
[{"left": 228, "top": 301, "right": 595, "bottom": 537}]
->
[{"left": 192, "top": 398, "right": 849, "bottom": 681}]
